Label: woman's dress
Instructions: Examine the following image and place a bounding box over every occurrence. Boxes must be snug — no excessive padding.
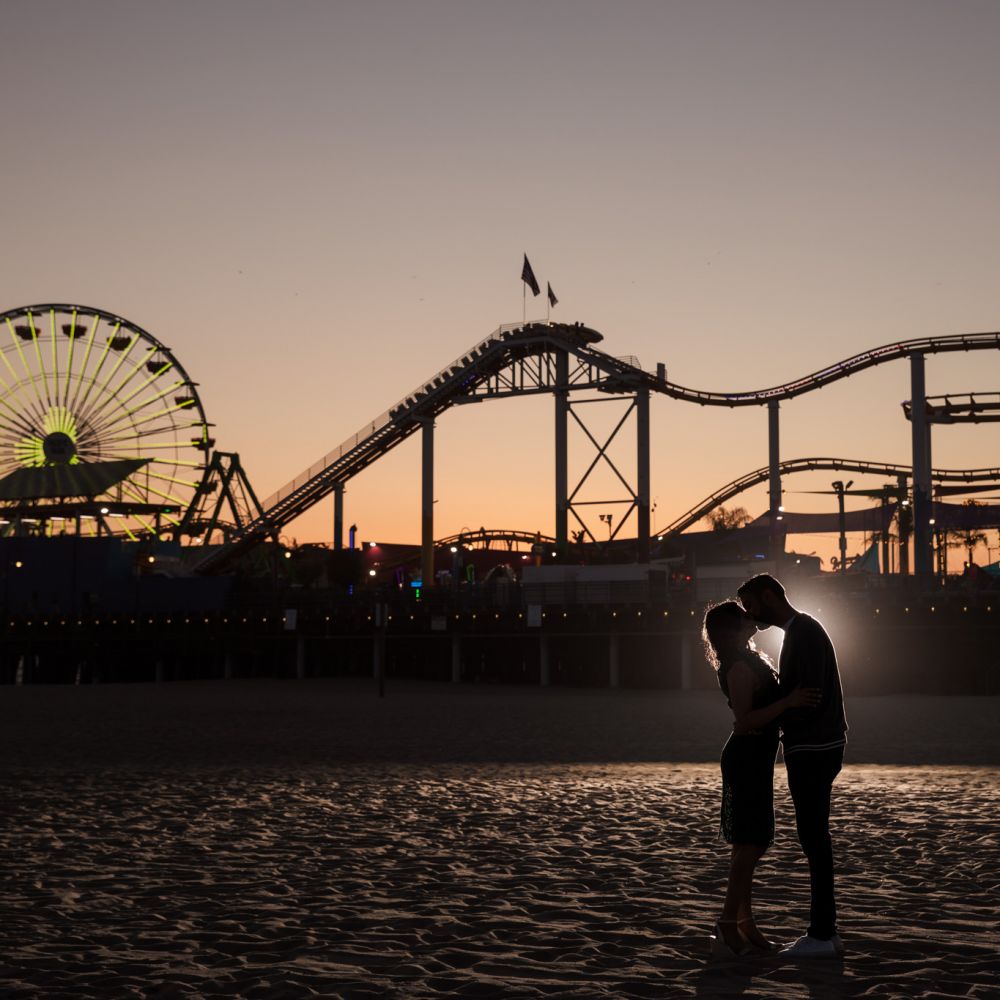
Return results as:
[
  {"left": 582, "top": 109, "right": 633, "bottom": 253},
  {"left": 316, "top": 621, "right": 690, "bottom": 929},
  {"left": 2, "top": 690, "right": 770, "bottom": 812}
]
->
[{"left": 719, "top": 653, "right": 781, "bottom": 846}]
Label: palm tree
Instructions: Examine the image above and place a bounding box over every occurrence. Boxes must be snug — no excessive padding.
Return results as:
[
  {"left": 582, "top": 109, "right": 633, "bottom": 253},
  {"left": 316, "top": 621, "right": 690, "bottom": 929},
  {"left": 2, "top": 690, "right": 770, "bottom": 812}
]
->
[
  {"left": 706, "top": 505, "right": 752, "bottom": 532},
  {"left": 943, "top": 501, "right": 988, "bottom": 571}
]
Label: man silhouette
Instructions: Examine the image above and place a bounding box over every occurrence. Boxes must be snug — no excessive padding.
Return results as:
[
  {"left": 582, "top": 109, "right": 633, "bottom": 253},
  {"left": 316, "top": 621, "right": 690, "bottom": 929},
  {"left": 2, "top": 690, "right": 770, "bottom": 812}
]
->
[{"left": 737, "top": 574, "right": 848, "bottom": 958}]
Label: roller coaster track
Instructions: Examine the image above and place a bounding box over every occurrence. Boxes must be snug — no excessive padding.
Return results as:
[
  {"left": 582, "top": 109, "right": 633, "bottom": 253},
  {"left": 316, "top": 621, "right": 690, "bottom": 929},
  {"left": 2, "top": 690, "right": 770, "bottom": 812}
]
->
[
  {"left": 435, "top": 529, "right": 555, "bottom": 551},
  {"left": 194, "top": 322, "right": 614, "bottom": 572},
  {"left": 194, "top": 323, "right": 1000, "bottom": 573},
  {"left": 653, "top": 458, "right": 1000, "bottom": 538},
  {"left": 656, "top": 330, "right": 1000, "bottom": 406}
]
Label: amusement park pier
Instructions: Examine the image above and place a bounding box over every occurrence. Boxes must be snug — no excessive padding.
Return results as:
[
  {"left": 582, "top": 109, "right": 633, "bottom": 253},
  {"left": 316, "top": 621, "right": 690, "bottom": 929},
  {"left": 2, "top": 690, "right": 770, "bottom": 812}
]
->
[{"left": 1, "top": 304, "right": 998, "bottom": 693}]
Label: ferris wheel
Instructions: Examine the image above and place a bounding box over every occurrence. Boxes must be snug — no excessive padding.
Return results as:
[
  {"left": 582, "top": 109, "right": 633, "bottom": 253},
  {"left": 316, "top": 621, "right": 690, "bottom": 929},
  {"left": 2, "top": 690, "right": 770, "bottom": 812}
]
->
[{"left": 0, "top": 304, "right": 212, "bottom": 539}]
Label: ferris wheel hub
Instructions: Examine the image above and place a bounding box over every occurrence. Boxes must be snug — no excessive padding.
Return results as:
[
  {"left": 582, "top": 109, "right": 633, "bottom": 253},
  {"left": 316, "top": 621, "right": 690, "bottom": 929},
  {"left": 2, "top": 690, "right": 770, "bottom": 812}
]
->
[{"left": 42, "top": 432, "right": 76, "bottom": 465}]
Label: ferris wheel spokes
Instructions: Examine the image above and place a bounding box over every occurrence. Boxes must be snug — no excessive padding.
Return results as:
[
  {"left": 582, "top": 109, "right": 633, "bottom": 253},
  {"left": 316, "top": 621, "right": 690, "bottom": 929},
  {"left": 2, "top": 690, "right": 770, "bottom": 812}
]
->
[
  {"left": 74, "top": 340, "right": 163, "bottom": 430},
  {"left": 61, "top": 310, "right": 80, "bottom": 409},
  {"left": 0, "top": 358, "right": 56, "bottom": 441},
  {"left": 119, "top": 376, "right": 186, "bottom": 419},
  {"left": 49, "top": 311, "right": 60, "bottom": 407},
  {"left": 27, "top": 312, "right": 50, "bottom": 403},
  {"left": 84, "top": 378, "right": 188, "bottom": 441},
  {"left": 80, "top": 331, "right": 142, "bottom": 419},
  {"left": 71, "top": 321, "right": 120, "bottom": 418},
  {"left": 66, "top": 314, "right": 101, "bottom": 415},
  {"left": 0, "top": 387, "right": 43, "bottom": 441},
  {"left": 94, "top": 398, "right": 202, "bottom": 441},
  {"left": 101, "top": 429, "right": 206, "bottom": 448},
  {"left": 5, "top": 318, "right": 49, "bottom": 417},
  {"left": 93, "top": 352, "right": 173, "bottom": 418}
]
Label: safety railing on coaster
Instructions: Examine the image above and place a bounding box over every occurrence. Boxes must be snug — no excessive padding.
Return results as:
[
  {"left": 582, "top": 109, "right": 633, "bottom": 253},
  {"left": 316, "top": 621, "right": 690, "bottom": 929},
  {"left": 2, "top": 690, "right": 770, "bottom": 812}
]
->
[{"left": 260, "top": 321, "right": 550, "bottom": 511}]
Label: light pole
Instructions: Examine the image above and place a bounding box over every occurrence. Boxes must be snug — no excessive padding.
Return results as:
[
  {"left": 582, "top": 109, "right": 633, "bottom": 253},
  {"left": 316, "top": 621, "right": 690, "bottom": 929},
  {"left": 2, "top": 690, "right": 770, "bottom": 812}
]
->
[
  {"left": 831, "top": 480, "right": 853, "bottom": 572},
  {"left": 986, "top": 530, "right": 999, "bottom": 567},
  {"left": 599, "top": 513, "right": 613, "bottom": 541}
]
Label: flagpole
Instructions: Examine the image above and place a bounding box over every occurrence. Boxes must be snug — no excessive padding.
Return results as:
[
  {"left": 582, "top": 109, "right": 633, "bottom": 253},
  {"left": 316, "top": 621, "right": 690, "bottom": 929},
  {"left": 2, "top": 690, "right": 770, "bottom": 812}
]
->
[{"left": 523, "top": 282, "right": 526, "bottom": 325}]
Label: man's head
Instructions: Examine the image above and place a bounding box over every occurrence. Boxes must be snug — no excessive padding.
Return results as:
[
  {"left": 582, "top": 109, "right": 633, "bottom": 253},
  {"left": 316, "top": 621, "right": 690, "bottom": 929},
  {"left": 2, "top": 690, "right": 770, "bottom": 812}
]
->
[{"left": 737, "top": 573, "right": 794, "bottom": 628}]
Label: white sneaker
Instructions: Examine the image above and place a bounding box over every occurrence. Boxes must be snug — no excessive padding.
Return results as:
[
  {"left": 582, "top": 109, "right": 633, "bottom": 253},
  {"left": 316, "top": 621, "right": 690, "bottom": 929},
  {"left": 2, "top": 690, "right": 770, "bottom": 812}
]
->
[{"left": 779, "top": 933, "right": 845, "bottom": 959}]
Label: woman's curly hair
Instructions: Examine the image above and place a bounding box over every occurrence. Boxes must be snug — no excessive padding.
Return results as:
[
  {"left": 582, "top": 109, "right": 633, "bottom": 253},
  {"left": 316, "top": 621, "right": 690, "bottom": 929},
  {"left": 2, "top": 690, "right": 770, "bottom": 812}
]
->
[{"left": 701, "top": 599, "right": 770, "bottom": 674}]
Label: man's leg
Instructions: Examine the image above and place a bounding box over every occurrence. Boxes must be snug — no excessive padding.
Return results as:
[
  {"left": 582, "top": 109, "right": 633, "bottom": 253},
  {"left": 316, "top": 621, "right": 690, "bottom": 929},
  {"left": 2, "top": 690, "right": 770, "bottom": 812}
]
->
[{"left": 785, "top": 748, "right": 843, "bottom": 939}]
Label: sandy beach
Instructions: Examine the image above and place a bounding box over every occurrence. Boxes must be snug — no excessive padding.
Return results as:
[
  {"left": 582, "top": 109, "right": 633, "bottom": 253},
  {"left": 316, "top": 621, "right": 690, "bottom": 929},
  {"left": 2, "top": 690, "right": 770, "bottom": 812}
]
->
[{"left": 1, "top": 680, "right": 998, "bottom": 998}]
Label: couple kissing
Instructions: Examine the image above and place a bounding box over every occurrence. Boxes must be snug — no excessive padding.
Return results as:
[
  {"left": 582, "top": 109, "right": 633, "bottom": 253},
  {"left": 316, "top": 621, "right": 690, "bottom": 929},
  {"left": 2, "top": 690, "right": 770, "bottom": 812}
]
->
[{"left": 702, "top": 573, "right": 848, "bottom": 960}]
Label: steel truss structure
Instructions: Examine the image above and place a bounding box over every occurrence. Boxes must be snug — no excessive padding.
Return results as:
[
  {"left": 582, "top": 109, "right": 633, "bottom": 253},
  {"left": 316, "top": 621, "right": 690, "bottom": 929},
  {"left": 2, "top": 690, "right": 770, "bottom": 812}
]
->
[
  {"left": 195, "top": 322, "right": 658, "bottom": 575},
  {"left": 562, "top": 395, "right": 647, "bottom": 550},
  {"left": 436, "top": 529, "right": 555, "bottom": 552},
  {"left": 194, "top": 321, "right": 1000, "bottom": 579},
  {"left": 178, "top": 451, "right": 266, "bottom": 546}
]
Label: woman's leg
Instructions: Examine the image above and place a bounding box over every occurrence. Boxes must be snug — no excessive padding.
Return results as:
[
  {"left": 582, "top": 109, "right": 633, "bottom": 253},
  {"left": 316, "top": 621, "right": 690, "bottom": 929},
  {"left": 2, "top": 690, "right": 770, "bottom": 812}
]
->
[
  {"left": 719, "top": 844, "right": 760, "bottom": 951},
  {"left": 735, "top": 844, "right": 776, "bottom": 949}
]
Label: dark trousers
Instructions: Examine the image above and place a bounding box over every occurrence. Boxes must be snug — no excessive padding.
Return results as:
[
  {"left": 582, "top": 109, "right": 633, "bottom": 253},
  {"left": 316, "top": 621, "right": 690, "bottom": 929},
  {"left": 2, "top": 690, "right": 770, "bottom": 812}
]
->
[{"left": 784, "top": 746, "right": 844, "bottom": 939}]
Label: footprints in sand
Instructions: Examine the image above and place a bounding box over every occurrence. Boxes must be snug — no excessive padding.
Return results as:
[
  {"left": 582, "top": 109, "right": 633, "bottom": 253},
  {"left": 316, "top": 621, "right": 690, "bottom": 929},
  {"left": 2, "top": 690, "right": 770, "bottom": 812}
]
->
[{"left": 0, "top": 763, "right": 997, "bottom": 997}]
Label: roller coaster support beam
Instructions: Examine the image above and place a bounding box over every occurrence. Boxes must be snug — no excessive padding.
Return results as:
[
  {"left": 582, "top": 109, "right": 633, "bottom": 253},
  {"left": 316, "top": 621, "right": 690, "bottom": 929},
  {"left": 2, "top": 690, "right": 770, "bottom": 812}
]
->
[
  {"left": 333, "top": 483, "right": 344, "bottom": 551},
  {"left": 768, "top": 401, "right": 781, "bottom": 563},
  {"left": 555, "top": 348, "right": 569, "bottom": 559},
  {"left": 420, "top": 418, "right": 435, "bottom": 588},
  {"left": 178, "top": 451, "right": 266, "bottom": 546},
  {"left": 897, "top": 474, "right": 910, "bottom": 576},
  {"left": 910, "top": 354, "right": 933, "bottom": 581},
  {"left": 833, "top": 481, "right": 849, "bottom": 572},
  {"left": 636, "top": 388, "right": 650, "bottom": 563},
  {"left": 880, "top": 494, "right": 892, "bottom": 575}
]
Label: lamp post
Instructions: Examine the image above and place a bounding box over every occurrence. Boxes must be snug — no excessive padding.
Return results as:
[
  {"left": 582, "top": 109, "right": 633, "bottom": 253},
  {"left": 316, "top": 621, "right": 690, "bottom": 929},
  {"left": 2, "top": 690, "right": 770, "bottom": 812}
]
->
[
  {"left": 986, "top": 530, "right": 999, "bottom": 567},
  {"left": 831, "top": 480, "right": 853, "bottom": 573},
  {"left": 896, "top": 476, "right": 911, "bottom": 577}
]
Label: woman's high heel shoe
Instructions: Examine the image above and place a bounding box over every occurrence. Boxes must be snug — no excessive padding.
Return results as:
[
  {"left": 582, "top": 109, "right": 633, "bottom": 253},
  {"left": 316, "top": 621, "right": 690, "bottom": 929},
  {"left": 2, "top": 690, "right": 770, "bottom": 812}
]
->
[
  {"left": 710, "top": 920, "right": 750, "bottom": 959},
  {"left": 737, "top": 917, "right": 779, "bottom": 953}
]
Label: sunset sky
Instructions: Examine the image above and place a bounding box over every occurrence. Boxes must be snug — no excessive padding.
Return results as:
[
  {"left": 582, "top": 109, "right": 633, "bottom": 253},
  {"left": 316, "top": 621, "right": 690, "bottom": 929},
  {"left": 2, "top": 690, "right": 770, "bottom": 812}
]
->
[{"left": 3, "top": 1, "right": 998, "bottom": 566}]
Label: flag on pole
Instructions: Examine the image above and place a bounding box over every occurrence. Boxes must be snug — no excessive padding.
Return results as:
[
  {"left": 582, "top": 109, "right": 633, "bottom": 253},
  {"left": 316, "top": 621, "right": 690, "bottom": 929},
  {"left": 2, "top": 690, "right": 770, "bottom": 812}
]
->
[
  {"left": 547, "top": 282, "right": 558, "bottom": 308},
  {"left": 521, "top": 254, "right": 540, "bottom": 296}
]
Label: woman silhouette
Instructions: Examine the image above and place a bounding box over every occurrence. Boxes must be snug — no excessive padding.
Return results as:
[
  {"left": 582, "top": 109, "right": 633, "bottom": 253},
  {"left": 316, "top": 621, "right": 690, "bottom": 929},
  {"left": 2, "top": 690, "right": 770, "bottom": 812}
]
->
[{"left": 702, "top": 601, "right": 818, "bottom": 957}]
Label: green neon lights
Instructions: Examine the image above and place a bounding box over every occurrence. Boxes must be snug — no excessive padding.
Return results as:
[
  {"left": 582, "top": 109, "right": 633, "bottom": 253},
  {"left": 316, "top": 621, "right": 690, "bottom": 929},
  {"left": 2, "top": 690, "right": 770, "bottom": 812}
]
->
[
  {"left": 74, "top": 321, "right": 117, "bottom": 416},
  {"left": 50, "top": 309, "right": 59, "bottom": 406},
  {"left": 45, "top": 406, "right": 78, "bottom": 438},
  {"left": 6, "top": 317, "right": 47, "bottom": 414},
  {"left": 63, "top": 310, "right": 79, "bottom": 407},
  {"left": 67, "top": 315, "right": 100, "bottom": 414},
  {"left": 29, "top": 311, "right": 48, "bottom": 401},
  {"left": 13, "top": 406, "right": 81, "bottom": 467}
]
